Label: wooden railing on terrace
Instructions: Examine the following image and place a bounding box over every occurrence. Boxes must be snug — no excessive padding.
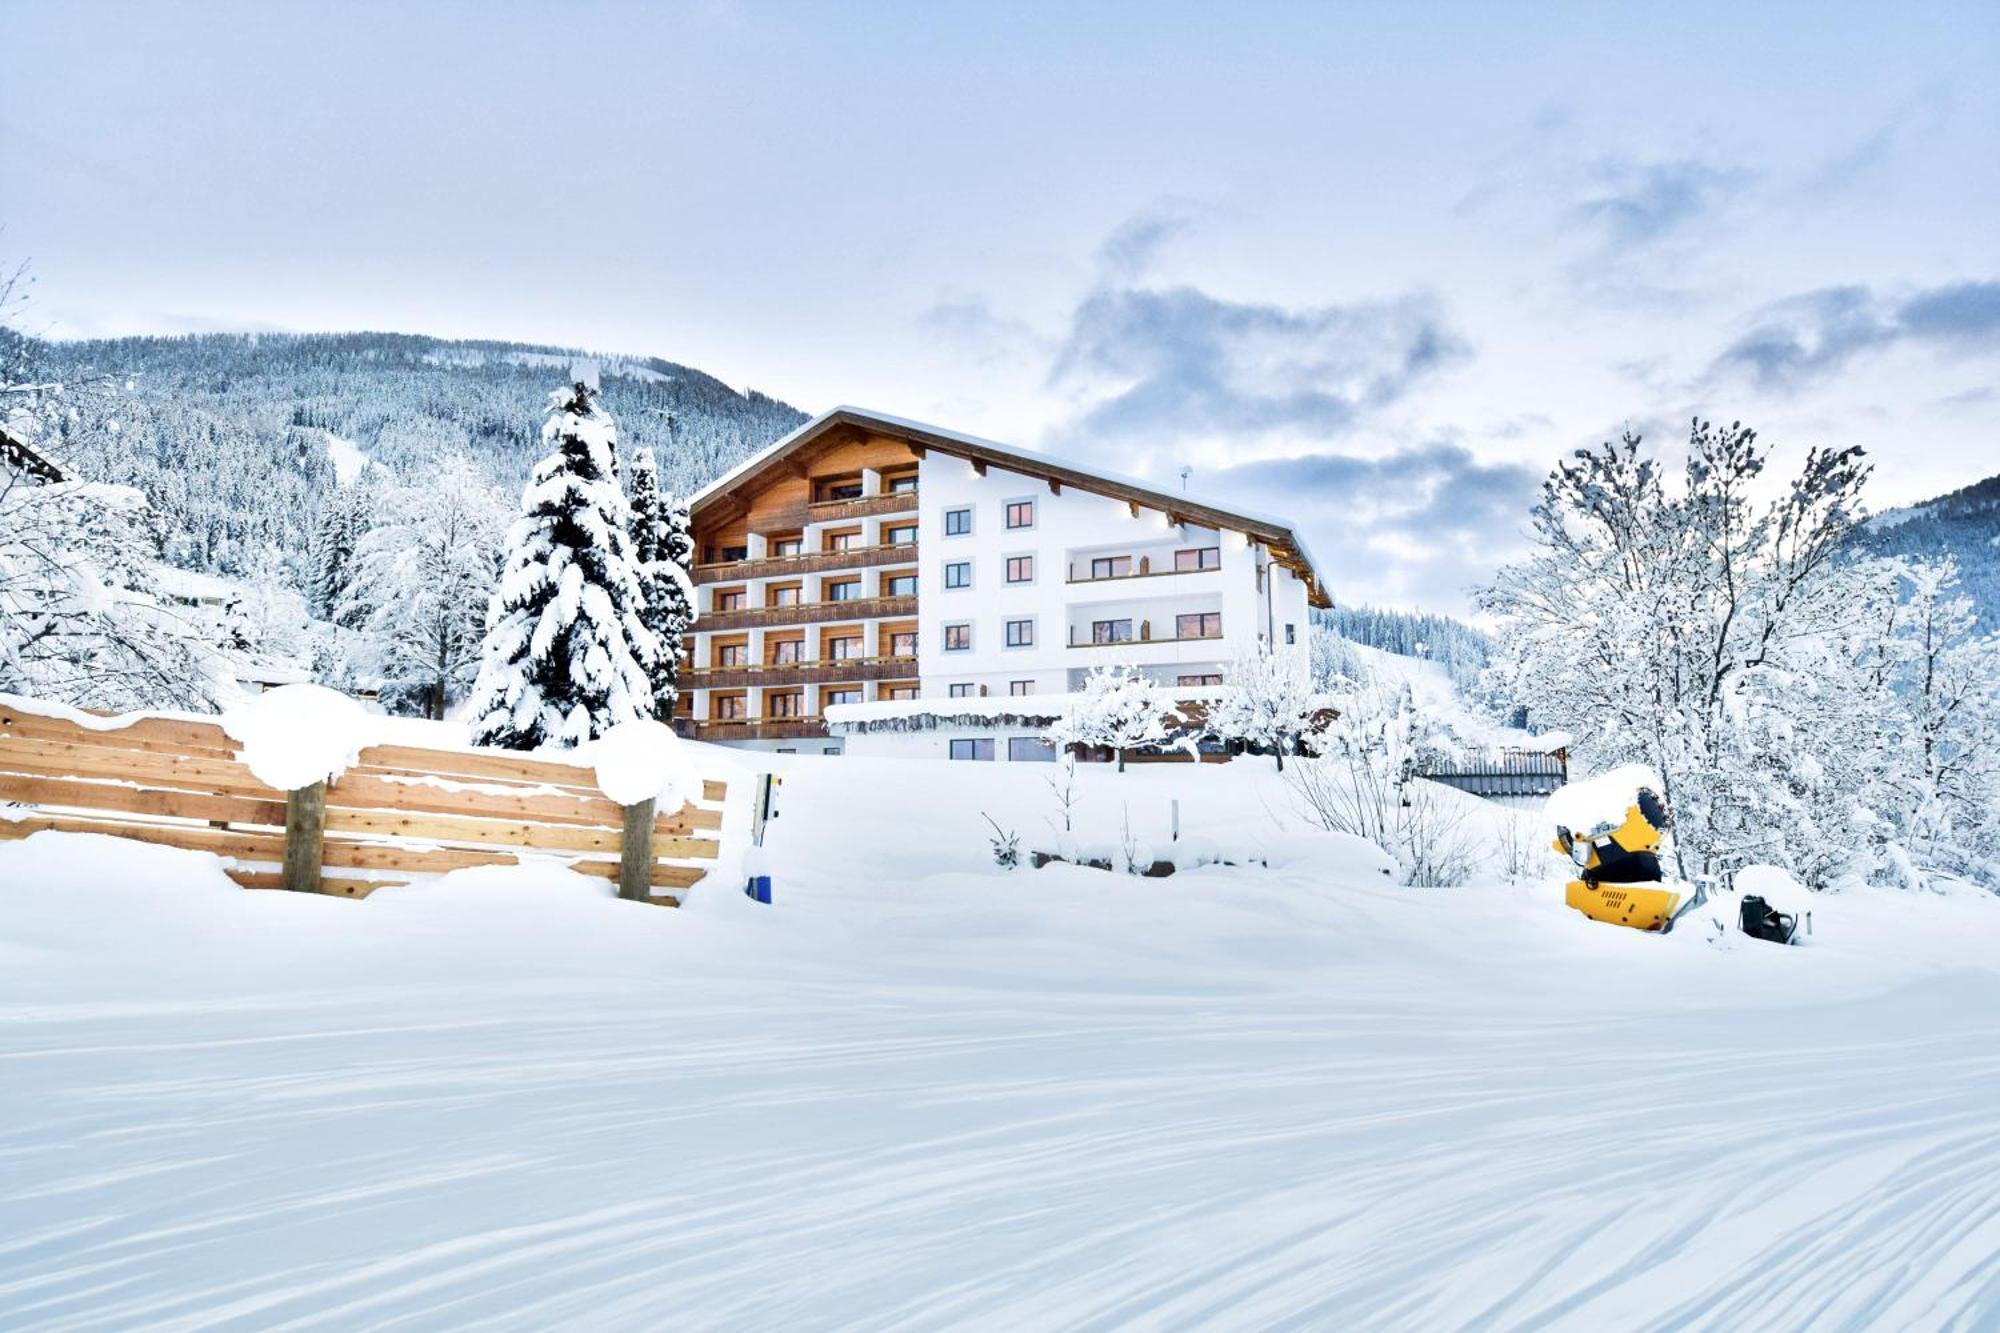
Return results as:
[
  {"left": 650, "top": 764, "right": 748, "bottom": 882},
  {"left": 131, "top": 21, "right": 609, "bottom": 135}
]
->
[
  {"left": 694, "top": 541, "right": 917, "bottom": 585},
  {"left": 703, "top": 594, "right": 918, "bottom": 632},
  {"left": 683, "top": 655, "right": 917, "bottom": 690},
  {"left": 675, "top": 716, "right": 831, "bottom": 742},
  {"left": 0, "top": 698, "right": 728, "bottom": 905}
]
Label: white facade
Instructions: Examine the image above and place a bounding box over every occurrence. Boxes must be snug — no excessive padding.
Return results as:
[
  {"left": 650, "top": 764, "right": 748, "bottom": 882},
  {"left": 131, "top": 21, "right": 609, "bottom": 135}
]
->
[{"left": 915, "top": 450, "right": 1311, "bottom": 702}]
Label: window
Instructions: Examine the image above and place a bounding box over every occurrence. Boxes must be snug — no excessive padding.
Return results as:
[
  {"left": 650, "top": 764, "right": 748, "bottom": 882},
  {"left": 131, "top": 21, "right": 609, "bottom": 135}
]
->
[
  {"left": 1005, "top": 555, "right": 1034, "bottom": 584},
  {"left": 825, "top": 530, "right": 859, "bottom": 552},
  {"left": 886, "top": 573, "right": 917, "bottom": 597},
  {"left": 1089, "top": 555, "right": 1132, "bottom": 580},
  {"left": 1175, "top": 546, "right": 1221, "bottom": 572},
  {"left": 1092, "top": 619, "right": 1133, "bottom": 644},
  {"left": 1285, "top": 623, "right": 1296, "bottom": 645},
  {"left": 714, "top": 695, "right": 745, "bottom": 720},
  {"left": 944, "top": 507, "right": 972, "bottom": 537},
  {"left": 889, "top": 631, "right": 918, "bottom": 657},
  {"left": 885, "top": 684, "right": 919, "bottom": 701},
  {"left": 823, "top": 746, "right": 841, "bottom": 755},
  {"left": 714, "top": 590, "right": 745, "bottom": 612},
  {"left": 944, "top": 561, "right": 972, "bottom": 589},
  {"left": 827, "top": 580, "right": 860, "bottom": 602},
  {"left": 1008, "top": 737, "right": 1058, "bottom": 763},
  {"left": 886, "top": 523, "right": 918, "bottom": 545},
  {"left": 943, "top": 623, "right": 971, "bottom": 652},
  {"left": 1177, "top": 673, "right": 1224, "bottom": 687},
  {"left": 776, "top": 747, "right": 797, "bottom": 755},
  {"left": 721, "top": 545, "right": 748, "bottom": 562},
  {"left": 769, "top": 585, "right": 800, "bottom": 607},
  {"left": 827, "top": 636, "right": 863, "bottom": 660},
  {"left": 1009, "top": 680, "right": 1035, "bottom": 696},
  {"left": 771, "top": 538, "right": 802, "bottom": 557},
  {"left": 949, "top": 738, "right": 996, "bottom": 761},
  {"left": 887, "top": 473, "right": 919, "bottom": 493},
  {"left": 770, "top": 639, "right": 803, "bottom": 664},
  {"left": 819, "top": 479, "right": 863, "bottom": 502},
  {"left": 768, "top": 691, "right": 803, "bottom": 718},
  {"left": 823, "top": 687, "right": 861, "bottom": 707},
  {"left": 1005, "top": 618, "right": 1034, "bottom": 648},
  {"left": 715, "top": 643, "right": 747, "bottom": 667},
  {"left": 1005, "top": 499, "right": 1035, "bottom": 529},
  {"left": 948, "top": 683, "right": 977, "bottom": 698},
  {"left": 1177, "top": 612, "right": 1223, "bottom": 639}
]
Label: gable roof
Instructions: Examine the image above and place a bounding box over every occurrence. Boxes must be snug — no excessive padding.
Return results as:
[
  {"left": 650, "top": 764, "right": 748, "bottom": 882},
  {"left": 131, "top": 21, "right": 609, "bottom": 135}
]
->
[{"left": 693, "top": 406, "right": 1329, "bottom": 607}]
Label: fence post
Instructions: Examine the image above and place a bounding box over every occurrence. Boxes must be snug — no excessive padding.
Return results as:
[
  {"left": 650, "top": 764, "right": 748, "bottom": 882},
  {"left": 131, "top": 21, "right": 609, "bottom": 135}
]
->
[
  {"left": 282, "top": 780, "right": 326, "bottom": 893},
  {"left": 619, "top": 796, "right": 656, "bottom": 902}
]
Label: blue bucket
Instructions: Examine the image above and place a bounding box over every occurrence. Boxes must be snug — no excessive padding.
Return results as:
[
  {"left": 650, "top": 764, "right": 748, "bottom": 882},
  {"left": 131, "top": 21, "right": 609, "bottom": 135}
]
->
[{"left": 745, "top": 875, "right": 772, "bottom": 905}]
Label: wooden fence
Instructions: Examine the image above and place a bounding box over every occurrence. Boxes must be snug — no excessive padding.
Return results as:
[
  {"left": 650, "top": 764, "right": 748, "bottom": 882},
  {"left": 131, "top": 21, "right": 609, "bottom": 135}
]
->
[
  {"left": 1417, "top": 750, "right": 1569, "bottom": 799},
  {"left": 0, "top": 699, "right": 727, "bottom": 905}
]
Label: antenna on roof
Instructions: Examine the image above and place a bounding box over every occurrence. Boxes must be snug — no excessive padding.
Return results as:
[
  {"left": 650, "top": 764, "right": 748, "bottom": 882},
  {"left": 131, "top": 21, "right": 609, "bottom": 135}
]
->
[{"left": 1179, "top": 465, "right": 1191, "bottom": 493}]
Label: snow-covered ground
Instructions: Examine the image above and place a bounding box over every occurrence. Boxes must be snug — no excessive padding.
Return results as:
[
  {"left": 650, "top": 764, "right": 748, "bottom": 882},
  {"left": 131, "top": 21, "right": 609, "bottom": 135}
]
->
[{"left": 3, "top": 751, "right": 1999, "bottom": 1329}]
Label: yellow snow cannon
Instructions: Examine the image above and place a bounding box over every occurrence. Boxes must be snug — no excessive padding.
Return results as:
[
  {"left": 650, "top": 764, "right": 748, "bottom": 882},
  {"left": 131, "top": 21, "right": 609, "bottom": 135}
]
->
[{"left": 1553, "top": 786, "right": 1687, "bottom": 932}]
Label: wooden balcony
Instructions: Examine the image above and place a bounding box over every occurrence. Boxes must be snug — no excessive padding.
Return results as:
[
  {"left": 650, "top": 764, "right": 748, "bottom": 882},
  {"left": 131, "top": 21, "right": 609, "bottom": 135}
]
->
[
  {"left": 1066, "top": 563, "right": 1220, "bottom": 586},
  {"left": 674, "top": 716, "right": 830, "bottom": 742},
  {"left": 682, "top": 655, "right": 917, "bottom": 690},
  {"left": 807, "top": 490, "right": 918, "bottom": 522},
  {"left": 694, "top": 541, "right": 917, "bottom": 585},
  {"left": 702, "top": 594, "right": 918, "bottom": 632}
]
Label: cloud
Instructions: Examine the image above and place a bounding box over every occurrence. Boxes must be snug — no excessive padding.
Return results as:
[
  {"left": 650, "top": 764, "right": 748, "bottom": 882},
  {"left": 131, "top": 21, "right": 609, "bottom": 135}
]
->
[
  {"left": 1096, "top": 208, "right": 1195, "bottom": 282},
  {"left": 1049, "top": 284, "right": 1469, "bottom": 443},
  {"left": 1801, "top": 94, "right": 1952, "bottom": 196},
  {"left": 1712, "top": 279, "right": 2000, "bottom": 390},
  {"left": 1573, "top": 157, "right": 1755, "bottom": 251},
  {"left": 1194, "top": 442, "right": 1543, "bottom": 612}
]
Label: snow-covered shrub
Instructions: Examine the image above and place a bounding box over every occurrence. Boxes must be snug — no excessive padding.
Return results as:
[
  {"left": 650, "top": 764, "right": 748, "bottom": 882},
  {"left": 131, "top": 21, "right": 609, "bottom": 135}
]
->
[
  {"left": 1203, "top": 645, "right": 1323, "bottom": 771},
  {"left": 0, "top": 473, "right": 227, "bottom": 711},
  {"left": 466, "top": 375, "right": 660, "bottom": 750},
  {"left": 1481, "top": 419, "right": 2000, "bottom": 892},
  {"left": 982, "top": 813, "right": 1021, "bottom": 870},
  {"left": 1044, "top": 665, "right": 1176, "bottom": 771}
]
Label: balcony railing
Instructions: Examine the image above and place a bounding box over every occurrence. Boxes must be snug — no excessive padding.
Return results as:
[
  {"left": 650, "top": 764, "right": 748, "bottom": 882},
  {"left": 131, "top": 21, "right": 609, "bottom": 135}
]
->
[
  {"left": 1067, "top": 561, "right": 1221, "bottom": 586},
  {"left": 673, "top": 716, "right": 830, "bottom": 742},
  {"left": 702, "top": 594, "right": 918, "bottom": 632},
  {"left": 682, "top": 655, "right": 917, "bottom": 690},
  {"left": 1067, "top": 629, "right": 1225, "bottom": 649},
  {"left": 694, "top": 540, "right": 917, "bottom": 585},
  {"left": 807, "top": 490, "right": 918, "bottom": 522}
]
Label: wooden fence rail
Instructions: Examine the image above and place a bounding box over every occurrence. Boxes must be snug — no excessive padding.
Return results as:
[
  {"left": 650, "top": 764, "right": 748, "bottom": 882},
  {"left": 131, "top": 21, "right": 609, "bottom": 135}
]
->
[{"left": 0, "top": 699, "right": 727, "bottom": 905}]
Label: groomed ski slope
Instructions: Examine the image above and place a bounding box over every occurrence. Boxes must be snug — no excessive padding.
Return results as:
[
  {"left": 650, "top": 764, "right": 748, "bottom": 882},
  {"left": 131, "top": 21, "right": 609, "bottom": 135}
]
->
[{"left": 2, "top": 750, "right": 1999, "bottom": 1330}]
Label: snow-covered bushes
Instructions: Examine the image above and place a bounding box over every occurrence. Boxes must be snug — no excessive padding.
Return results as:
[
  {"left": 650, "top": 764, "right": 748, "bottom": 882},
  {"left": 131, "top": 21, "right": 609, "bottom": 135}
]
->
[
  {"left": 1203, "top": 646, "right": 1321, "bottom": 770},
  {"left": 1044, "top": 665, "right": 1180, "bottom": 771},
  {"left": 1481, "top": 419, "right": 2000, "bottom": 892},
  {"left": 0, "top": 473, "right": 227, "bottom": 711}
]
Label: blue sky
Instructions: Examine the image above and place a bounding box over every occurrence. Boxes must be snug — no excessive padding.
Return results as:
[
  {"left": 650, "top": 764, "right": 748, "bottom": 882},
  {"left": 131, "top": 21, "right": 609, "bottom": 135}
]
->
[{"left": 5, "top": 0, "right": 1996, "bottom": 612}]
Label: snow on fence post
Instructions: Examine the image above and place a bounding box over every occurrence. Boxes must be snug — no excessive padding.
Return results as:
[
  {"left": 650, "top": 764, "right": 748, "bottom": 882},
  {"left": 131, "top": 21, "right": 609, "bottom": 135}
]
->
[
  {"left": 222, "top": 685, "right": 369, "bottom": 896},
  {"left": 590, "top": 720, "right": 695, "bottom": 906}
]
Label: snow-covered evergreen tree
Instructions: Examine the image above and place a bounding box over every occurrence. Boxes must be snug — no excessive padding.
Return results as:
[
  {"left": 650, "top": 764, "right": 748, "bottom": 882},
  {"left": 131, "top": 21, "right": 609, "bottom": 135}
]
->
[
  {"left": 465, "top": 375, "right": 658, "bottom": 750},
  {"left": 626, "top": 446, "right": 697, "bottom": 718},
  {"left": 1045, "top": 666, "right": 1176, "bottom": 772},
  {"left": 1205, "top": 647, "right": 1323, "bottom": 770},
  {"left": 340, "top": 456, "right": 506, "bottom": 719}
]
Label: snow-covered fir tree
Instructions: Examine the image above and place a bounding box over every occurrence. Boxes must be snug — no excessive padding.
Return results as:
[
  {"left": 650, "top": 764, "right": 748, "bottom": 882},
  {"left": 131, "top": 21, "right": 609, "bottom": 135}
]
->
[
  {"left": 626, "top": 446, "right": 697, "bottom": 719},
  {"left": 307, "top": 485, "right": 368, "bottom": 621},
  {"left": 339, "top": 455, "right": 507, "bottom": 719},
  {"left": 465, "top": 374, "right": 658, "bottom": 750}
]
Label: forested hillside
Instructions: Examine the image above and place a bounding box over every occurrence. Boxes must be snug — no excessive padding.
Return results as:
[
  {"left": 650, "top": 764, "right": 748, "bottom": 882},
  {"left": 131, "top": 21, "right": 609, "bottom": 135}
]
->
[
  {"left": 29, "top": 332, "right": 806, "bottom": 578},
  {"left": 1851, "top": 471, "right": 2000, "bottom": 623}
]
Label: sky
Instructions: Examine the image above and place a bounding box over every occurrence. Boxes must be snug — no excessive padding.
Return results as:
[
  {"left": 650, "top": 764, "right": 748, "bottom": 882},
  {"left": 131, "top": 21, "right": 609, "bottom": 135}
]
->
[{"left": 4, "top": 0, "right": 1997, "bottom": 614}]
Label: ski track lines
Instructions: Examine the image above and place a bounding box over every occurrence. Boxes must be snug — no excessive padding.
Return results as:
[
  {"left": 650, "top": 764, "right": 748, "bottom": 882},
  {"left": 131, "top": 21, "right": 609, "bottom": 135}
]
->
[{"left": 0, "top": 974, "right": 1996, "bottom": 1332}]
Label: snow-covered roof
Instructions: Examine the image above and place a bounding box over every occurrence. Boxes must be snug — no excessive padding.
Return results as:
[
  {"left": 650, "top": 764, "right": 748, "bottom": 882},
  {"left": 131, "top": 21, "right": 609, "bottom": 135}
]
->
[
  {"left": 694, "top": 407, "right": 1329, "bottom": 607},
  {"left": 151, "top": 564, "right": 243, "bottom": 604}
]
